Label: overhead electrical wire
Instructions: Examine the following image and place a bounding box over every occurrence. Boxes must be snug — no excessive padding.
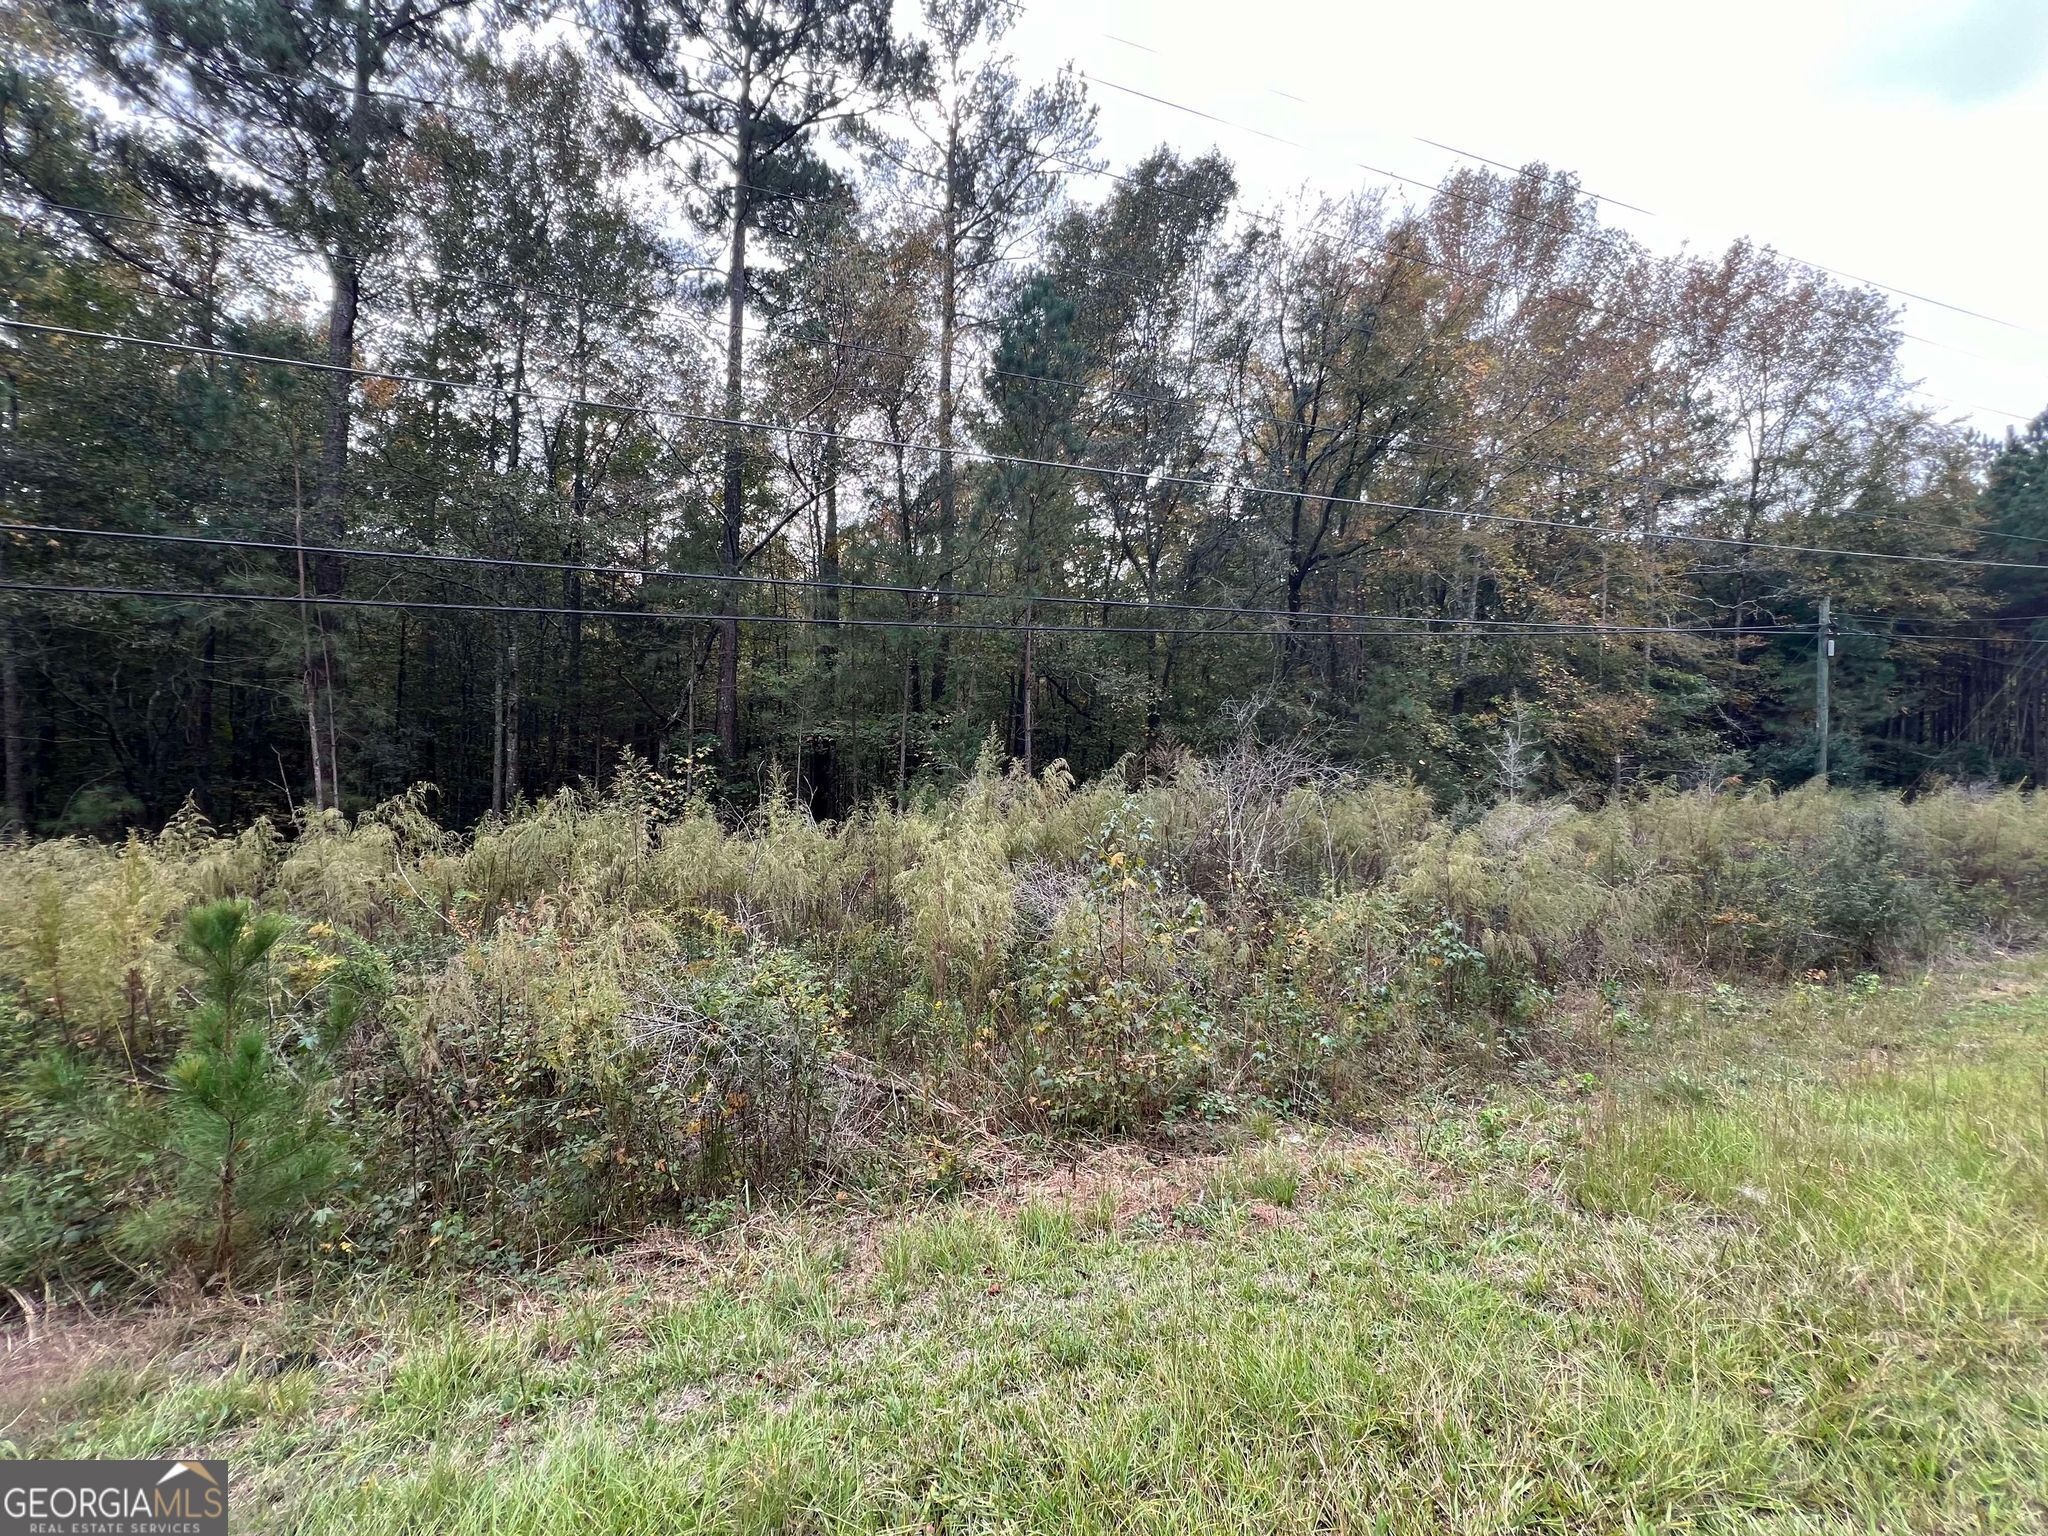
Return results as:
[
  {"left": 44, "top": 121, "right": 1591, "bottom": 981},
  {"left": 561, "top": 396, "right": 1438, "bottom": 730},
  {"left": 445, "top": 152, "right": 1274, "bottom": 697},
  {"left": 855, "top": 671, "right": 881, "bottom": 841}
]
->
[
  {"left": 14, "top": 195, "right": 2037, "bottom": 465},
  {"left": 4, "top": 201, "right": 1191, "bottom": 413},
  {"left": 6, "top": 314, "right": 2043, "bottom": 579},
  {"left": 28, "top": 8, "right": 2047, "bottom": 398},
  {"left": 10, "top": 11, "right": 2041, "bottom": 644},
  {"left": 0, "top": 580, "right": 1795, "bottom": 641},
  {"left": 4, "top": 579, "right": 2027, "bottom": 662},
  {"left": 0, "top": 520, "right": 1805, "bottom": 636},
  {"left": 1053, "top": 20, "right": 2039, "bottom": 337},
  {"left": 9, "top": 5, "right": 2041, "bottom": 757},
  {"left": 20, "top": 193, "right": 2033, "bottom": 553},
  {"left": 16, "top": 217, "right": 1946, "bottom": 538}
]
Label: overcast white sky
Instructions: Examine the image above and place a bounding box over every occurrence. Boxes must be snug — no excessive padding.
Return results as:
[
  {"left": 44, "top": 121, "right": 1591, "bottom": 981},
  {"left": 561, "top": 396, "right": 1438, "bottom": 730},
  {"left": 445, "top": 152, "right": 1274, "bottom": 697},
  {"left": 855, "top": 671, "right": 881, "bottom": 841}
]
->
[{"left": 996, "top": 0, "right": 2048, "bottom": 440}]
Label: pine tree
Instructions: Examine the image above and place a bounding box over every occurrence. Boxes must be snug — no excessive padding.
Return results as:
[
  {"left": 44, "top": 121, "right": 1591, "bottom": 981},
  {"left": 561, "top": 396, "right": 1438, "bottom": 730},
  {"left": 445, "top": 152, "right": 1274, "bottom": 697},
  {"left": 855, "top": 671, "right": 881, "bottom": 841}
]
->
[{"left": 117, "top": 900, "right": 336, "bottom": 1282}]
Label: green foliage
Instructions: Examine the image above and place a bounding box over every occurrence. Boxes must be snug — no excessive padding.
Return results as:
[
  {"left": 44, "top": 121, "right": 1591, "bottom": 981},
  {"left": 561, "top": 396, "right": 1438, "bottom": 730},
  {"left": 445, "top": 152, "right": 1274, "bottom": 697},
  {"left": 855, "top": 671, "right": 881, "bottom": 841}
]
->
[
  {"left": 0, "top": 1026, "right": 139, "bottom": 1291},
  {"left": 339, "top": 909, "right": 839, "bottom": 1268},
  {"left": 7, "top": 765, "right": 2048, "bottom": 1294},
  {"left": 29, "top": 972, "right": 2048, "bottom": 1534},
  {"left": 1018, "top": 807, "right": 1216, "bottom": 1130},
  {"left": 119, "top": 901, "right": 338, "bottom": 1281},
  {"left": 0, "top": 1, "right": 2028, "bottom": 839}
]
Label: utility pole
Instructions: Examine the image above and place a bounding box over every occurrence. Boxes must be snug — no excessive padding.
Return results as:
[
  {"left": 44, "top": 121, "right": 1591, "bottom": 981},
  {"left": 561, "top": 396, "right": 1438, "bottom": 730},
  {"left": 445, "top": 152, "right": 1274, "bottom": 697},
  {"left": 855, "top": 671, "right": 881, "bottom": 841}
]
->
[{"left": 1816, "top": 594, "right": 1833, "bottom": 782}]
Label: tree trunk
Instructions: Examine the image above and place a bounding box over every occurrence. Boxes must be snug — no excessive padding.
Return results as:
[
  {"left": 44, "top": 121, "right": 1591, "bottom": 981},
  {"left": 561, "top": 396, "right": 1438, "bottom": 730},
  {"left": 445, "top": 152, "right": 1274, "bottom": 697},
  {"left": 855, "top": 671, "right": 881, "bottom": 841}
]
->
[
  {"left": 293, "top": 478, "right": 328, "bottom": 816},
  {"left": 1021, "top": 618, "right": 1036, "bottom": 779},
  {"left": 716, "top": 76, "right": 755, "bottom": 764},
  {"left": 1, "top": 374, "right": 22, "bottom": 830},
  {"left": 302, "top": 9, "right": 375, "bottom": 810},
  {"left": 820, "top": 421, "right": 843, "bottom": 813},
  {"left": 491, "top": 626, "right": 506, "bottom": 817},
  {"left": 931, "top": 114, "right": 961, "bottom": 705},
  {"left": 567, "top": 329, "right": 591, "bottom": 784},
  {"left": 896, "top": 645, "right": 913, "bottom": 809},
  {"left": 506, "top": 628, "right": 522, "bottom": 806},
  {"left": 196, "top": 625, "right": 217, "bottom": 815},
  {"left": 1, "top": 617, "right": 21, "bottom": 832},
  {"left": 209, "top": 1117, "right": 239, "bottom": 1283}
]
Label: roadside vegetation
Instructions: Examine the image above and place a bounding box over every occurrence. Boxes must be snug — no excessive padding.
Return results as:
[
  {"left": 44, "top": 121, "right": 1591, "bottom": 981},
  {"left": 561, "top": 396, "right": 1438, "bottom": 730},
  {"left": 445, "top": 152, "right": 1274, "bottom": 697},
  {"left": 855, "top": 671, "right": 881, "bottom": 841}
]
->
[
  {"left": 5, "top": 746, "right": 2048, "bottom": 1295},
  {"left": 4, "top": 954, "right": 2044, "bottom": 1531}
]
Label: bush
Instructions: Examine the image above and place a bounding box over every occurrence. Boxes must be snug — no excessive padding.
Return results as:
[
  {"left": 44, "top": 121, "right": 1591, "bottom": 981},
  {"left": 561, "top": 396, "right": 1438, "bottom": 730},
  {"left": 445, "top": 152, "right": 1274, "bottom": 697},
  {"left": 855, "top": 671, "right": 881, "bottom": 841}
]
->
[
  {"left": 121, "top": 902, "right": 338, "bottom": 1280},
  {"left": 6, "top": 756, "right": 2048, "bottom": 1295},
  {"left": 1, "top": 900, "right": 337, "bottom": 1289},
  {"left": 334, "top": 913, "right": 839, "bottom": 1267},
  {"left": 1016, "top": 807, "right": 1218, "bottom": 1131}
]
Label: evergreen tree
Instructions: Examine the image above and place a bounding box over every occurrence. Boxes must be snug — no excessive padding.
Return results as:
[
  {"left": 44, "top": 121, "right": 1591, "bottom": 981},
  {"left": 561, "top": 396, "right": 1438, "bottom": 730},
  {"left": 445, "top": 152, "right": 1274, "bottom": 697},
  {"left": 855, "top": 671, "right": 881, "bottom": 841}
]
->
[
  {"left": 591, "top": 0, "right": 923, "bottom": 764},
  {"left": 117, "top": 900, "right": 336, "bottom": 1282}
]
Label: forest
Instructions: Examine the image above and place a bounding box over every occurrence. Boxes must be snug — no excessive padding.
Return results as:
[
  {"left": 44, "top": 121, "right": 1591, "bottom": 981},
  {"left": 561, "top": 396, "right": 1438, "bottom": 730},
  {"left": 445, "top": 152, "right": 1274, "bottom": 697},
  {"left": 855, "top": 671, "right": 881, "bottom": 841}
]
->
[
  {"left": 1, "top": 0, "right": 2045, "bottom": 832},
  {"left": 7, "top": 5, "right": 2048, "bottom": 1527}
]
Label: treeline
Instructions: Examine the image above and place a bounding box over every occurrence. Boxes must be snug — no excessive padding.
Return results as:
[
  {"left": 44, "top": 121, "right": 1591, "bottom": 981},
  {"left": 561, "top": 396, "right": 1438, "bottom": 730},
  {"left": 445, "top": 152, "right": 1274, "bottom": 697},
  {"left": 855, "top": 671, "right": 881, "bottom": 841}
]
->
[{"left": 2, "top": 0, "right": 2046, "bottom": 831}]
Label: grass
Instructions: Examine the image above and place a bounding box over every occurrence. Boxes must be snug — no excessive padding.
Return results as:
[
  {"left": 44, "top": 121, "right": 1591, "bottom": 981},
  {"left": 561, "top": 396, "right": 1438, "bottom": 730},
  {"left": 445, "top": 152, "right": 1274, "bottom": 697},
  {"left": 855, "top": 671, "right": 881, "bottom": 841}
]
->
[{"left": 7, "top": 964, "right": 2048, "bottom": 1533}]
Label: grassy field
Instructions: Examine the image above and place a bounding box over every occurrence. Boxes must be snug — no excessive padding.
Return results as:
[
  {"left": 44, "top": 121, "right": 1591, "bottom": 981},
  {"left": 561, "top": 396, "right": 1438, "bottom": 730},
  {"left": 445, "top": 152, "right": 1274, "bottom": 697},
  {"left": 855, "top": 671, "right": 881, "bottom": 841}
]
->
[{"left": 6, "top": 965, "right": 2048, "bottom": 1533}]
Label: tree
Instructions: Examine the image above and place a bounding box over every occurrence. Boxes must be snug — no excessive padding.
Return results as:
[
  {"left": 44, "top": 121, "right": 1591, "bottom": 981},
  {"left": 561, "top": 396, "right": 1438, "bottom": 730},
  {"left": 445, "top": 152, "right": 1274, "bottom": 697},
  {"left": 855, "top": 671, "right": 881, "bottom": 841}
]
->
[
  {"left": 865, "top": 0, "right": 1092, "bottom": 703},
  {"left": 1983, "top": 412, "right": 2048, "bottom": 603},
  {"left": 0, "top": 0, "right": 2030, "bottom": 814},
  {"left": 1219, "top": 193, "right": 1464, "bottom": 680},
  {"left": 120, "top": 900, "right": 336, "bottom": 1282},
  {"left": 1048, "top": 149, "right": 1235, "bottom": 744},
  {"left": 48, "top": 0, "right": 482, "bottom": 809},
  {"left": 379, "top": 46, "right": 686, "bottom": 813},
  {"left": 982, "top": 274, "right": 1086, "bottom": 775},
  {"left": 593, "top": 0, "right": 920, "bottom": 763}
]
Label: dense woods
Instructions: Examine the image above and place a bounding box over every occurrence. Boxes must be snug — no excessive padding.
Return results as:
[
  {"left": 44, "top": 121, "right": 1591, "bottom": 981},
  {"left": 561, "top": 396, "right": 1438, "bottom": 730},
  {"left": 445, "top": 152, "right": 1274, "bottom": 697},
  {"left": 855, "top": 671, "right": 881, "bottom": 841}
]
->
[
  {"left": 2, "top": 0, "right": 2044, "bottom": 834},
  {"left": 10, "top": 11, "right": 2048, "bottom": 1526}
]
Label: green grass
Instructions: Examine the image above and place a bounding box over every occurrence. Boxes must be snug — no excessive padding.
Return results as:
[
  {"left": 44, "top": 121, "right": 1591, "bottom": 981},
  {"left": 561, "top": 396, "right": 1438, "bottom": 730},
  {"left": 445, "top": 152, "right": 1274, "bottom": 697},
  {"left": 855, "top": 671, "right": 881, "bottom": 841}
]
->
[{"left": 9, "top": 967, "right": 2048, "bottom": 1533}]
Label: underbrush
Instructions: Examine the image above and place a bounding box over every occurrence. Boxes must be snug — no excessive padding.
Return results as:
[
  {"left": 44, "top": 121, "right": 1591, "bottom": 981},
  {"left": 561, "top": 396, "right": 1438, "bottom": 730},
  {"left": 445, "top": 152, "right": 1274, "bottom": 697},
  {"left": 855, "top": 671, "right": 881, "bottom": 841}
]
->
[
  {"left": 11, "top": 966, "right": 2047, "bottom": 1533},
  {"left": 4, "top": 742, "right": 2047, "bottom": 1296}
]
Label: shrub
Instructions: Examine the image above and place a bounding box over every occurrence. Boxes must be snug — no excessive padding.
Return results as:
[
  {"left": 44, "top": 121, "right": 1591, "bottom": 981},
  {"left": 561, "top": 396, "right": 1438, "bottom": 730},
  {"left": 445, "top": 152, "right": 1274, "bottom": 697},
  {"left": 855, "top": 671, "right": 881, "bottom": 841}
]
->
[
  {"left": 0, "top": 900, "right": 340, "bottom": 1288},
  {"left": 0, "top": 1026, "right": 138, "bottom": 1290},
  {"left": 1806, "top": 801, "right": 1945, "bottom": 972},
  {"left": 118, "top": 902, "right": 339, "bottom": 1280},
  {"left": 345, "top": 914, "right": 838, "bottom": 1266},
  {"left": 1017, "top": 806, "right": 1217, "bottom": 1131},
  {"left": 897, "top": 816, "right": 1015, "bottom": 1009},
  {"left": 7, "top": 752, "right": 2048, "bottom": 1295},
  {"left": 624, "top": 945, "right": 840, "bottom": 1192}
]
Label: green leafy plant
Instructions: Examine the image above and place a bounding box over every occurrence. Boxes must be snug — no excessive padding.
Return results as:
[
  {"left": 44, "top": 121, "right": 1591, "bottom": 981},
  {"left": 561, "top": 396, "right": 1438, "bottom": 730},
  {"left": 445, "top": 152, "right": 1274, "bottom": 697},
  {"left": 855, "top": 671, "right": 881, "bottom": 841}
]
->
[{"left": 1019, "top": 806, "right": 1216, "bottom": 1130}]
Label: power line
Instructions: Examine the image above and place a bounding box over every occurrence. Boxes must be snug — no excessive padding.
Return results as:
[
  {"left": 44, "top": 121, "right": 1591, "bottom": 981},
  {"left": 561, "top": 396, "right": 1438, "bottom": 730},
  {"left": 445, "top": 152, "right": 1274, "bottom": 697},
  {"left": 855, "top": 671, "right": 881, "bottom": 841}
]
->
[
  {"left": 10, "top": 578, "right": 2026, "bottom": 667},
  {"left": 1, "top": 520, "right": 1804, "bottom": 635},
  {"left": 0, "top": 579, "right": 1790, "bottom": 641},
  {"left": 19, "top": 191, "right": 2032, "bottom": 553},
  {"left": 4, "top": 199, "right": 1189, "bottom": 413},
  {"left": 16, "top": 192, "right": 2042, "bottom": 457},
  {"left": 1412, "top": 134, "right": 1655, "bottom": 218},
  {"left": 55, "top": 4, "right": 2048, "bottom": 379},
  {"left": 8, "top": 314, "right": 2044, "bottom": 578},
  {"left": 27, "top": 34, "right": 2046, "bottom": 438},
  {"left": 1843, "top": 609, "right": 2048, "bottom": 630},
  {"left": 35, "top": 11, "right": 2044, "bottom": 385},
  {"left": 1061, "top": 35, "right": 2041, "bottom": 337}
]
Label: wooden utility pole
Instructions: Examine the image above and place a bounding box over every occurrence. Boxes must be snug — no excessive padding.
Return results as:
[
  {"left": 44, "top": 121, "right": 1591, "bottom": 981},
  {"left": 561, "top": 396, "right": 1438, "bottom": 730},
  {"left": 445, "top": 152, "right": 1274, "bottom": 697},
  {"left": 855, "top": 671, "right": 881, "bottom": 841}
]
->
[{"left": 1816, "top": 594, "right": 1833, "bottom": 782}]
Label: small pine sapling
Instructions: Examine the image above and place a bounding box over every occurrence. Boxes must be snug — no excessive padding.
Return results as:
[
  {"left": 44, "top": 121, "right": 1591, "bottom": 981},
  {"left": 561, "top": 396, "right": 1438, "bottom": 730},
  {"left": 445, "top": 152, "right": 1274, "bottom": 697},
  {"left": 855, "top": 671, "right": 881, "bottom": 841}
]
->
[{"left": 117, "top": 900, "right": 337, "bottom": 1282}]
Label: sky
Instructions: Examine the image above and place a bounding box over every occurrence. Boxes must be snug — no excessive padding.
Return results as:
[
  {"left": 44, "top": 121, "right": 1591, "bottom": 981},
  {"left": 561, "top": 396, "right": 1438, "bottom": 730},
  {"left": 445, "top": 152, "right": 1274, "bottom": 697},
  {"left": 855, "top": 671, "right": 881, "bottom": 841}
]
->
[{"left": 996, "top": 0, "right": 2048, "bottom": 441}]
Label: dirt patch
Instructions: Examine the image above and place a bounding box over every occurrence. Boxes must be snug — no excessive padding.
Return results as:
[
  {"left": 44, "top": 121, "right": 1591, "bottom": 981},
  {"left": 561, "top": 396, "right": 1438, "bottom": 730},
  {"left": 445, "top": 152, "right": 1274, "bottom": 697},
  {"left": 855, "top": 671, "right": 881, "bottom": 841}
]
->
[
  {"left": 0, "top": 1304, "right": 197, "bottom": 1442},
  {"left": 975, "top": 1140, "right": 1230, "bottom": 1227},
  {"left": 970, "top": 1127, "right": 1402, "bottom": 1231}
]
